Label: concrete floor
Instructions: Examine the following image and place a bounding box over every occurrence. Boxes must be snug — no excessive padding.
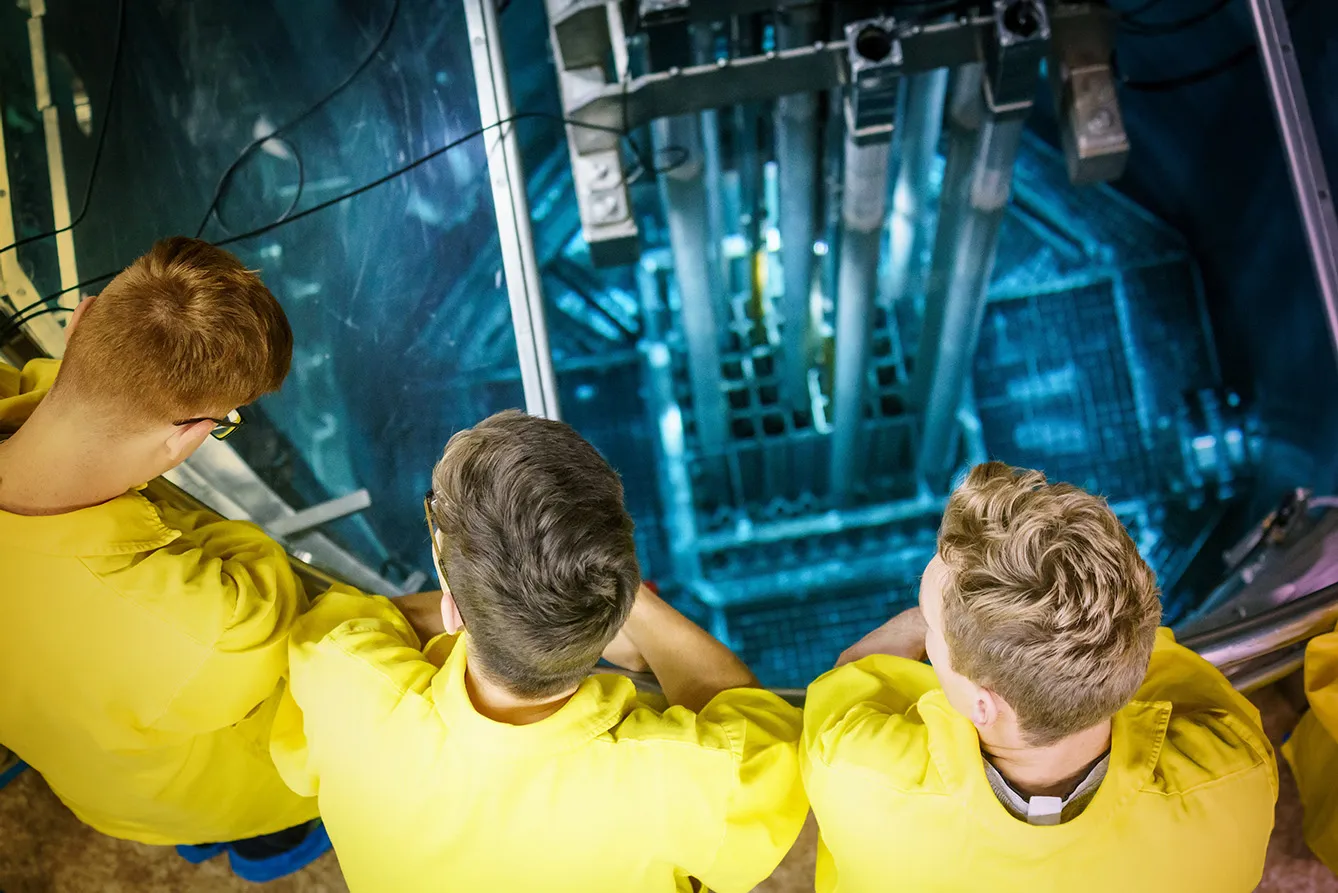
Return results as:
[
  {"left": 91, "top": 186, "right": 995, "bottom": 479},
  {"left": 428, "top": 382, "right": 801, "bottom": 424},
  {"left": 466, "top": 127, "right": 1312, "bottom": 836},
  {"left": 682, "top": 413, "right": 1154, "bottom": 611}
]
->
[{"left": 0, "top": 684, "right": 1334, "bottom": 892}]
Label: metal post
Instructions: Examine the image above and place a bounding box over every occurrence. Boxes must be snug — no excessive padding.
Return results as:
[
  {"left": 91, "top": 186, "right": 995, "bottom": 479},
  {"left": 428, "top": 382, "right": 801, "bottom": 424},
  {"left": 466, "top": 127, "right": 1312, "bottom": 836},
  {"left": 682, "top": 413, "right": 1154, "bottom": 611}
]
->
[
  {"left": 829, "top": 136, "right": 892, "bottom": 504},
  {"left": 884, "top": 69, "right": 949, "bottom": 307},
  {"left": 26, "top": 0, "right": 78, "bottom": 295},
  {"left": 694, "top": 24, "right": 728, "bottom": 298},
  {"left": 1247, "top": 0, "right": 1338, "bottom": 364},
  {"left": 464, "top": 0, "right": 561, "bottom": 420},
  {"left": 915, "top": 107, "right": 1026, "bottom": 478},
  {"left": 653, "top": 113, "right": 731, "bottom": 458},
  {"left": 914, "top": 65, "right": 984, "bottom": 417},
  {"left": 775, "top": 8, "right": 820, "bottom": 408}
]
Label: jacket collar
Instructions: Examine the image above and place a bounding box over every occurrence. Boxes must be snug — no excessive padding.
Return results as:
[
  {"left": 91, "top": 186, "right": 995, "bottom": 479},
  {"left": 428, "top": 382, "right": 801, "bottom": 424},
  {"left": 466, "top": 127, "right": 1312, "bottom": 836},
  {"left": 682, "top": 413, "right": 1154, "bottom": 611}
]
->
[
  {"left": 917, "top": 688, "right": 1170, "bottom": 843},
  {"left": 426, "top": 634, "right": 637, "bottom": 754},
  {"left": 0, "top": 489, "right": 180, "bottom": 556}
]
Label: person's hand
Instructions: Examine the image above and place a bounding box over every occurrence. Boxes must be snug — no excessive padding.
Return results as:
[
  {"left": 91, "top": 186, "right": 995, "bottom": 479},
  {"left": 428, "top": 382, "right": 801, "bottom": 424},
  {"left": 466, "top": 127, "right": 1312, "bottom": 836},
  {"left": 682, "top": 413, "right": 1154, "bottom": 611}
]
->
[{"left": 836, "top": 607, "right": 928, "bottom": 667}]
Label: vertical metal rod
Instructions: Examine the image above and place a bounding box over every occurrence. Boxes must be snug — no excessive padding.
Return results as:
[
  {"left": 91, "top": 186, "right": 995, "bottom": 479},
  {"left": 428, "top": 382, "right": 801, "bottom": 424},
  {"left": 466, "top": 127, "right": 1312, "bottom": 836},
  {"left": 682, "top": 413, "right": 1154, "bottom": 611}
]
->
[
  {"left": 641, "top": 340, "right": 703, "bottom": 583},
  {"left": 464, "top": 0, "right": 561, "bottom": 420},
  {"left": 1247, "top": 0, "right": 1338, "bottom": 364},
  {"left": 653, "top": 113, "right": 731, "bottom": 458},
  {"left": 25, "top": 1, "right": 78, "bottom": 295},
  {"left": 694, "top": 24, "right": 728, "bottom": 295},
  {"left": 915, "top": 107, "right": 1026, "bottom": 478},
  {"left": 885, "top": 69, "right": 949, "bottom": 307},
  {"left": 775, "top": 8, "right": 820, "bottom": 408},
  {"left": 829, "top": 136, "right": 892, "bottom": 504},
  {"left": 0, "top": 110, "right": 65, "bottom": 355}
]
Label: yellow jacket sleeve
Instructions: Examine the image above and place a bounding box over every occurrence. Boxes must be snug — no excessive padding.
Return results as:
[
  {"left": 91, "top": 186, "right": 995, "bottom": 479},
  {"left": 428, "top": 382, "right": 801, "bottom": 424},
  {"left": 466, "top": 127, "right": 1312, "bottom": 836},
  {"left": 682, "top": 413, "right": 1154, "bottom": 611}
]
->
[
  {"left": 271, "top": 587, "right": 434, "bottom": 798},
  {"left": 802, "top": 655, "right": 939, "bottom": 781},
  {"left": 1303, "top": 623, "right": 1338, "bottom": 739},
  {"left": 682, "top": 690, "right": 807, "bottom": 893},
  {"left": 90, "top": 504, "right": 309, "bottom": 737}
]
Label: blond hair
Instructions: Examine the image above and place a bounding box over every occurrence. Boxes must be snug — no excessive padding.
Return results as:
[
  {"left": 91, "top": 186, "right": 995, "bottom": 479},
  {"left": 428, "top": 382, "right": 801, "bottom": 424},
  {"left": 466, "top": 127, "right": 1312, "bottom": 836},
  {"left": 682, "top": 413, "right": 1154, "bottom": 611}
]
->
[
  {"left": 53, "top": 237, "right": 291, "bottom": 426},
  {"left": 938, "top": 462, "right": 1161, "bottom": 746}
]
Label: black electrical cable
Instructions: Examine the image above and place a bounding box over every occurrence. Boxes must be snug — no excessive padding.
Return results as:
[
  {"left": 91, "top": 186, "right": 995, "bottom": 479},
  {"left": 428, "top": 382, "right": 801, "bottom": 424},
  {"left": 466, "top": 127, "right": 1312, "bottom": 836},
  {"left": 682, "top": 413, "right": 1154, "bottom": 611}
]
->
[
  {"left": 0, "top": 111, "right": 665, "bottom": 344},
  {"left": 0, "top": 0, "right": 127, "bottom": 256},
  {"left": 208, "top": 136, "right": 306, "bottom": 236},
  {"left": 193, "top": 0, "right": 401, "bottom": 239},
  {"left": 1120, "top": 0, "right": 1234, "bottom": 36}
]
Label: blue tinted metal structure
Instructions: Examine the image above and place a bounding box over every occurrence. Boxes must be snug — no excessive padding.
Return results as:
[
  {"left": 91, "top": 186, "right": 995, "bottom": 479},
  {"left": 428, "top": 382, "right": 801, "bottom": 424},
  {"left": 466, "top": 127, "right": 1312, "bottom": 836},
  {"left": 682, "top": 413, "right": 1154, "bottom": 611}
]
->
[{"left": 7, "top": 1, "right": 1338, "bottom": 691}]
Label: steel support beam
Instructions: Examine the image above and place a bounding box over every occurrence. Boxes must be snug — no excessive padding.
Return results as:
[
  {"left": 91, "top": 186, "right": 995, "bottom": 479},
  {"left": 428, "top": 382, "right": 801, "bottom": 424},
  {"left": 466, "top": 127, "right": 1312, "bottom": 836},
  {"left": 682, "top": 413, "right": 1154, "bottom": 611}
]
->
[
  {"left": 265, "top": 489, "right": 372, "bottom": 539},
  {"left": 562, "top": 14, "right": 1001, "bottom": 153},
  {"left": 884, "top": 69, "right": 949, "bottom": 306},
  {"left": 26, "top": 0, "right": 79, "bottom": 294},
  {"left": 653, "top": 113, "right": 730, "bottom": 458},
  {"left": 829, "top": 135, "right": 892, "bottom": 504},
  {"left": 914, "top": 40, "right": 1039, "bottom": 479},
  {"left": 465, "top": 0, "right": 561, "bottom": 420},
  {"left": 775, "top": 9, "right": 820, "bottom": 408},
  {"left": 1247, "top": 0, "right": 1338, "bottom": 366}
]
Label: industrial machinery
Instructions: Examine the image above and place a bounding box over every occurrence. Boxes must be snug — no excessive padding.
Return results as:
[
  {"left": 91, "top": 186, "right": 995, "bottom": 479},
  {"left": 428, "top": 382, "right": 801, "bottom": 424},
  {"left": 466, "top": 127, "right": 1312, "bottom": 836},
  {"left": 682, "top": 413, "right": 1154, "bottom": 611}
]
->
[{"left": 2, "top": 0, "right": 1337, "bottom": 691}]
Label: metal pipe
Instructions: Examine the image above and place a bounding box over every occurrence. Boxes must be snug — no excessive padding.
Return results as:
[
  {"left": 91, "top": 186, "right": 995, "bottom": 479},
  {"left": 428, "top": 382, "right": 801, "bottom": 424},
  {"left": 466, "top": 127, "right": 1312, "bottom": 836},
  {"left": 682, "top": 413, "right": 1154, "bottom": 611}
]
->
[
  {"left": 652, "top": 113, "right": 731, "bottom": 458},
  {"left": 912, "top": 65, "right": 983, "bottom": 408},
  {"left": 775, "top": 8, "right": 820, "bottom": 407},
  {"left": 1181, "top": 579, "right": 1338, "bottom": 671},
  {"left": 694, "top": 24, "right": 728, "bottom": 298},
  {"left": 25, "top": 2, "right": 79, "bottom": 294},
  {"left": 884, "top": 69, "right": 949, "bottom": 307},
  {"left": 694, "top": 490, "right": 946, "bottom": 553},
  {"left": 829, "top": 136, "right": 893, "bottom": 504},
  {"left": 915, "top": 68, "right": 1026, "bottom": 478},
  {"left": 464, "top": 0, "right": 562, "bottom": 420},
  {"left": 641, "top": 341, "right": 703, "bottom": 583},
  {"left": 1247, "top": 0, "right": 1338, "bottom": 367}
]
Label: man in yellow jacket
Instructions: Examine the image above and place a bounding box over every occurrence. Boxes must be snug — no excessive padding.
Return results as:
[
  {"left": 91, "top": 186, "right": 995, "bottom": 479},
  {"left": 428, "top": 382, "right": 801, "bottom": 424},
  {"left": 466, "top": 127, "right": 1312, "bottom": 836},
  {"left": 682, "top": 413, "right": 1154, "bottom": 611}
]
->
[
  {"left": 0, "top": 238, "right": 328, "bottom": 881},
  {"left": 1283, "top": 622, "right": 1338, "bottom": 874},
  {"left": 271, "top": 410, "right": 808, "bottom": 893},
  {"left": 802, "top": 462, "right": 1278, "bottom": 892}
]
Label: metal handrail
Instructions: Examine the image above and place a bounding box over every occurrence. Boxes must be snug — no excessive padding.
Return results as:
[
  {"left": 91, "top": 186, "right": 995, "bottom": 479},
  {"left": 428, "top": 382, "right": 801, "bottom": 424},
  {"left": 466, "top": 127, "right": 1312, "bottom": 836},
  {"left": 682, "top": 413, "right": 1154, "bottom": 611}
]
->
[
  {"left": 150, "top": 473, "right": 1338, "bottom": 702},
  {"left": 1180, "top": 580, "right": 1338, "bottom": 676}
]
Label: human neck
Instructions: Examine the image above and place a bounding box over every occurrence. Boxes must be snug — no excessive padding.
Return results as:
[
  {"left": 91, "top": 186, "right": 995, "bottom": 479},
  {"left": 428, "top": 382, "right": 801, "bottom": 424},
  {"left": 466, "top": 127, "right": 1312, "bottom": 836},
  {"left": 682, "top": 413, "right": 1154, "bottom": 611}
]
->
[
  {"left": 980, "top": 718, "right": 1112, "bottom": 800},
  {"left": 0, "top": 403, "right": 141, "bottom": 514},
  {"left": 463, "top": 662, "right": 578, "bottom": 727}
]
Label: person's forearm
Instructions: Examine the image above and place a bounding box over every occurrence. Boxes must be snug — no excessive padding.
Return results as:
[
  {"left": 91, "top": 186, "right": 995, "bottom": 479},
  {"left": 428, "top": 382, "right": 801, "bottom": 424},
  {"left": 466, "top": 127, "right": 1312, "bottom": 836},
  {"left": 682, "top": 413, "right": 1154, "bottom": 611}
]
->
[
  {"left": 389, "top": 590, "right": 445, "bottom": 645},
  {"left": 624, "top": 588, "right": 759, "bottom": 712}
]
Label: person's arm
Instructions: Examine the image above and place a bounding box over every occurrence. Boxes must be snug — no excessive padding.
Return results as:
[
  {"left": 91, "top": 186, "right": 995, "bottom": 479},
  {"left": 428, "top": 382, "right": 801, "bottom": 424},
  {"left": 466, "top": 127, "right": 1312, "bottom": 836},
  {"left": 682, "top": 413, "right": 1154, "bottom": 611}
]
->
[
  {"left": 121, "top": 510, "right": 310, "bottom": 736},
  {"left": 270, "top": 586, "right": 441, "bottom": 797},
  {"left": 836, "top": 606, "right": 927, "bottom": 666},
  {"left": 618, "top": 584, "right": 758, "bottom": 712}
]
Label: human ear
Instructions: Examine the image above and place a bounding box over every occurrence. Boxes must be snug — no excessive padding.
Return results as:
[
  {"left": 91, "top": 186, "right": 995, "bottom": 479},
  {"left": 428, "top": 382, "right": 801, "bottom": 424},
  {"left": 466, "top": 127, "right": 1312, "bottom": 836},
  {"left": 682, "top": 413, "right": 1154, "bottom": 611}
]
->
[
  {"left": 971, "top": 688, "right": 1001, "bottom": 729},
  {"left": 441, "top": 589, "right": 464, "bottom": 635},
  {"left": 164, "top": 419, "right": 213, "bottom": 462},
  {"left": 65, "top": 295, "right": 97, "bottom": 342}
]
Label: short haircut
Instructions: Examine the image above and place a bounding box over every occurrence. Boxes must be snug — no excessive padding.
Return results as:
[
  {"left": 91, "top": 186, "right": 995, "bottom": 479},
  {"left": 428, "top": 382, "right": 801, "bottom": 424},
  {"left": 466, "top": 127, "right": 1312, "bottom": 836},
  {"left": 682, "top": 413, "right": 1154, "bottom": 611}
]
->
[
  {"left": 53, "top": 237, "right": 292, "bottom": 425},
  {"left": 937, "top": 462, "right": 1161, "bottom": 747},
  {"left": 429, "top": 410, "right": 641, "bottom": 699}
]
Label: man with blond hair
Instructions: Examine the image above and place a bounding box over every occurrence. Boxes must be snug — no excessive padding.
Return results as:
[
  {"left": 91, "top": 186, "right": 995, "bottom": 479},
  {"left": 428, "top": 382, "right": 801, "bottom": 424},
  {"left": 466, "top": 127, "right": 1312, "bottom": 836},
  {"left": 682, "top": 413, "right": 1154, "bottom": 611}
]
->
[
  {"left": 802, "top": 462, "right": 1277, "bottom": 892},
  {"left": 0, "top": 238, "right": 337, "bottom": 880}
]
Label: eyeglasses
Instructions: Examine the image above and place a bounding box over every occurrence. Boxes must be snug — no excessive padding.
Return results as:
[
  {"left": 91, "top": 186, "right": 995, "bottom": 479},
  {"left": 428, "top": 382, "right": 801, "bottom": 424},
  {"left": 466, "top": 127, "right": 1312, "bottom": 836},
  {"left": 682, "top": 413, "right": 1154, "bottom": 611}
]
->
[
  {"left": 424, "top": 491, "right": 449, "bottom": 586},
  {"left": 174, "top": 408, "right": 244, "bottom": 440}
]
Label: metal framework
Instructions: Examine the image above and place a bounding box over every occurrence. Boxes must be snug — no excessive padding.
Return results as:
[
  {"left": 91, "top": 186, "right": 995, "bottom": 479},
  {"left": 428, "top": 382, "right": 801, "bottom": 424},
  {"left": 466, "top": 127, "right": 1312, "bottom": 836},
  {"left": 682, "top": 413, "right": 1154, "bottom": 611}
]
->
[
  {"left": 464, "top": 0, "right": 563, "bottom": 420},
  {"left": 1247, "top": 0, "right": 1338, "bottom": 368}
]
